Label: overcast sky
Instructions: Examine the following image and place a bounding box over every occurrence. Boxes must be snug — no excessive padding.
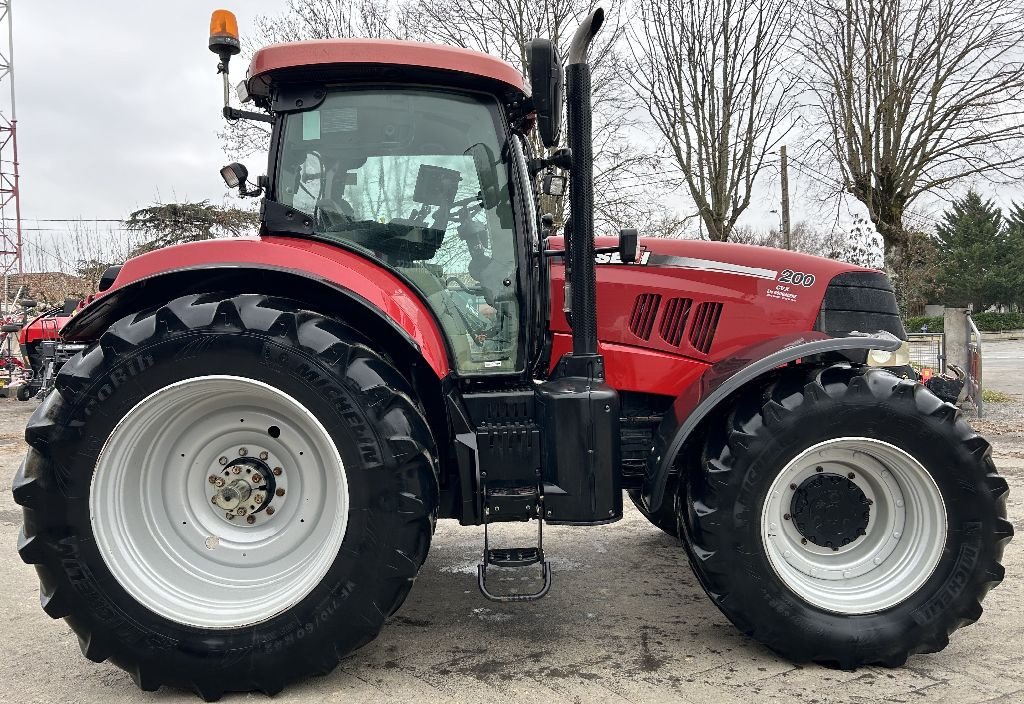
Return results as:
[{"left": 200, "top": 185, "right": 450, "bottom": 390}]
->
[{"left": 10, "top": 1, "right": 286, "bottom": 268}]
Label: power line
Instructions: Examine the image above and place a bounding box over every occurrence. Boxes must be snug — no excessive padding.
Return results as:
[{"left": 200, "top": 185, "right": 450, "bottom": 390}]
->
[{"left": 30, "top": 218, "right": 126, "bottom": 223}]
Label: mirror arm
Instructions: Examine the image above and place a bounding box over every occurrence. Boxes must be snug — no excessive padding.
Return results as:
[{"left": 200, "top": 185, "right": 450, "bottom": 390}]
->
[
  {"left": 528, "top": 148, "right": 573, "bottom": 177},
  {"left": 223, "top": 106, "right": 275, "bottom": 124}
]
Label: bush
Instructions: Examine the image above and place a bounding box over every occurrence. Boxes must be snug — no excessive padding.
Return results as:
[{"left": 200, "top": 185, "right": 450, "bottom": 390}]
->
[
  {"left": 971, "top": 312, "right": 1024, "bottom": 332},
  {"left": 905, "top": 312, "right": 1024, "bottom": 334}
]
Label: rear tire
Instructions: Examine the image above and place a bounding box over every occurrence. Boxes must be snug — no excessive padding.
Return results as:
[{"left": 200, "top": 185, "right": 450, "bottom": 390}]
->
[
  {"left": 680, "top": 364, "right": 1012, "bottom": 668},
  {"left": 14, "top": 293, "right": 438, "bottom": 699}
]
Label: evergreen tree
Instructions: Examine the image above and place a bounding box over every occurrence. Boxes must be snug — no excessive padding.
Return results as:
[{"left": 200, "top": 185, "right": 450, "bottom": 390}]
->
[
  {"left": 1000, "top": 201, "right": 1024, "bottom": 308},
  {"left": 933, "top": 191, "right": 1009, "bottom": 311}
]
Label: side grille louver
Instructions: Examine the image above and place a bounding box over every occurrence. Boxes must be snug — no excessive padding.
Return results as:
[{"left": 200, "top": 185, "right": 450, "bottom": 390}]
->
[
  {"left": 628, "top": 293, "right": 662, "bottom": 340},
  {"left": 658, "top": 297, "right": 693, "bottom": 346},
  {"left": 689, "top": 301, "right": 723, "bottom": 354}
]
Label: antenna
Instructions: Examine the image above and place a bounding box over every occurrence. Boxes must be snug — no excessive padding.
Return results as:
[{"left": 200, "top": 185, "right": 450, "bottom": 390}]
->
[{"left": 0, "top": 0, "right": 22, "bottom": 315}]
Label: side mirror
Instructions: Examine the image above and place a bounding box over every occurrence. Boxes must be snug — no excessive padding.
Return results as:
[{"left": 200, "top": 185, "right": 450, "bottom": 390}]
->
[
  {"left": 619, "top": 229, "right": 639, "bottom": 264},
  {"left": 466, "top": 143, "right": 500, "bottom": 209},
  {"left": 526, "top": 39, "right": 564, "bottom": 149}
]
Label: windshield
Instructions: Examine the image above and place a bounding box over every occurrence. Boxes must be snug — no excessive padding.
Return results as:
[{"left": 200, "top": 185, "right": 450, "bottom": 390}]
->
[{"left": 277, "top": 88, "right": 520, "bottom": 375}]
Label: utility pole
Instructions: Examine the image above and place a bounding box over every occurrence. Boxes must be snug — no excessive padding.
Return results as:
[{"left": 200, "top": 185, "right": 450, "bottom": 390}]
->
[
  {"left": 780, "top": 145, "right": 791, "bottom": 250},
  {"left": 0, "top": 0, "right": 22, "bottom": 317}
]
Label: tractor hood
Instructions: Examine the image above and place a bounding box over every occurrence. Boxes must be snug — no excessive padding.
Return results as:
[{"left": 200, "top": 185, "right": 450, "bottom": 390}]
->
[{"left": 548, "top": 236, "right": 902, "bottom": 366}]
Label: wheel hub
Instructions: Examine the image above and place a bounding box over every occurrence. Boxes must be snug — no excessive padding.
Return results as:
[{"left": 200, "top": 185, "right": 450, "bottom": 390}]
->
[
  {"left": 761, "top": 437, "right": 946, "bottom": 614},
  {"left": 790, "top": 473, "right": 870, "bottom": 549},
  {"left": 91, "top": 375, "right": 349, "bottom": 628},
  {"left": 207, "top": 452, "right": 284, "bottom": 526}
]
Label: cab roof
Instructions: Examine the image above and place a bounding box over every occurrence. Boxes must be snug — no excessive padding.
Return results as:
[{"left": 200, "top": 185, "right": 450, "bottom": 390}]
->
[{"left": 247, "top": 39, "right": 527, "bottom": 100}]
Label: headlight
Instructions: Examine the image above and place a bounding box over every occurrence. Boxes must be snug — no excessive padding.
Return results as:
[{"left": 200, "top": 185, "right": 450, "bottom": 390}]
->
[{"left": 867, "top": 340, "right": 911, "bottom": 367}]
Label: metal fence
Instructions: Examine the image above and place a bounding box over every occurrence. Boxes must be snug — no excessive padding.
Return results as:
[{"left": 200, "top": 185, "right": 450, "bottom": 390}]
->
[{"left": 907, "top": 333, "right": 945, "bottom": 374}]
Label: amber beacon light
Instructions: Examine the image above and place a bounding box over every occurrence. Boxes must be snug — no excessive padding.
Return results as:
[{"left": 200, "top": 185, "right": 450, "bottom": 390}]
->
[{"left": 209, "top": 9, "right": 240, "bottom": 58}]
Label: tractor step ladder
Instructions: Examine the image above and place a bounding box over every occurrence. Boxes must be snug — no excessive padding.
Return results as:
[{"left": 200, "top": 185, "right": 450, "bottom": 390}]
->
[{"left": 477, "top": 484, "right": 552, "bottom": 603}]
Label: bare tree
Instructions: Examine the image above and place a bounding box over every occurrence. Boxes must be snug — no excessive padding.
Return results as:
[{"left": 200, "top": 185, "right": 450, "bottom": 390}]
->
[
  {"left": 626, "top": 0, "right": 796, "bottom": 241},
  {"left": 799, "top": 0, "right": 1024, "bottom": 262}
]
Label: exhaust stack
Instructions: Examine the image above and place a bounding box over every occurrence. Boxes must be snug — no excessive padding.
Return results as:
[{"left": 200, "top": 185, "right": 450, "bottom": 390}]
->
[{"left": 563, "top": 8, "right": 605, "bottom": 368}]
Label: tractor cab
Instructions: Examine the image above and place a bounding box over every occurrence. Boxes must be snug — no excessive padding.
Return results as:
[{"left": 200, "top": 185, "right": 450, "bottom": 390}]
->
[
  {"left": 227, "top": 39, "right": 549, "bottom": 377},
  {"left": 272, "top": 87, "right": 525, "bottom": 374}
]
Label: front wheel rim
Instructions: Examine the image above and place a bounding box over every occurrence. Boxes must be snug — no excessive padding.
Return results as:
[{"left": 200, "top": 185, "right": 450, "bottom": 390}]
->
[
  {"left": 761, "top": 437, "right": 946, "bottom": 615},
  {"left": 90, "top": 375, "right": 349, "bottom": 629}
]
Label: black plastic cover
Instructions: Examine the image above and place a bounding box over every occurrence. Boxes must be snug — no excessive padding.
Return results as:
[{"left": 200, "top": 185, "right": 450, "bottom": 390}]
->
[
  {"left": 536, "top": 376, "right": 622, "bottom": 524},
  {"left": 816, "top": 270, "right": 906, "bottom": 340}
]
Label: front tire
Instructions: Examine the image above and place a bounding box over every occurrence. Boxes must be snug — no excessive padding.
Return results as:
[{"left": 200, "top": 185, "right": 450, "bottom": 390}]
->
[
  {"left": 13, "top": 294, "right": 438, "bottom": 699},
  {"left": 627, "top": 487, "right": 680, "bottom": 538},
  {"left": 681, "top": 365, "right": 1012, "bottom": 667}
]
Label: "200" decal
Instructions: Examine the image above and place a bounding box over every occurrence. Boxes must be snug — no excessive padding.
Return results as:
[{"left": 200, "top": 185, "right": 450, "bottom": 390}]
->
[{"left": 778, "top": 268, "right": 816, "bottom": 287}]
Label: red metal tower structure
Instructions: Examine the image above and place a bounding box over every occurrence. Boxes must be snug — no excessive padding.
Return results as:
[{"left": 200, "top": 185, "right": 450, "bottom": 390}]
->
[{"left": 0, "top": 0, "right": 22, "bottom": 306}]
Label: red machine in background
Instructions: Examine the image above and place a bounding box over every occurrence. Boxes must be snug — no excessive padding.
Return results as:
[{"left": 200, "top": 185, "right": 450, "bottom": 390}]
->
[{"left": 15, "top": 298, "right": 81, "bottom": 400}]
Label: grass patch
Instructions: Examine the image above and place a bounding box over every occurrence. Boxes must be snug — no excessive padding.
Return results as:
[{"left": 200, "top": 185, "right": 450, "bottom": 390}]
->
[{"left": 982, "top": 389, "right": 1014, "bottom": 403}]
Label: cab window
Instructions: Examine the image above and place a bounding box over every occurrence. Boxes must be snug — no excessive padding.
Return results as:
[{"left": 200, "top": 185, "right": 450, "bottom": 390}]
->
[{"left": 277, "top": 89, "right": 520, "bottom": 374}]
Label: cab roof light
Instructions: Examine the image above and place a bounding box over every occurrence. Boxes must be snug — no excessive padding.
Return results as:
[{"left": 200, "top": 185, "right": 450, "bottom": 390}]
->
[{"left": 209, "top": 9, "right": 241, "bottom": 59}]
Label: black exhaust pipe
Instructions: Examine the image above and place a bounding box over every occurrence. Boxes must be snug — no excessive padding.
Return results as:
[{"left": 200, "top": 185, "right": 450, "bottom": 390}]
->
[{"left": 564, "top": 7, "right": 605, "bottom": 369}]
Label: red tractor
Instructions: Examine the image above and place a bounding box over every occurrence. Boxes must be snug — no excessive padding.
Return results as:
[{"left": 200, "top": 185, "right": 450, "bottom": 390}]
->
[
  {"left": 14, "top": 9, "right": 1011, "bottom": 699},
  {"left": 14, "top": 298, "right": 82, "bottom": 400}
]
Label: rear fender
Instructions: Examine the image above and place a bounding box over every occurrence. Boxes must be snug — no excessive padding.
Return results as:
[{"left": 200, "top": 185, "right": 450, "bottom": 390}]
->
[
  {"left": 61, "top": 237, "right": 452, "bottom": 379},
  {"left": 643, "top": 332, "right": 903, "bottom": 512}
]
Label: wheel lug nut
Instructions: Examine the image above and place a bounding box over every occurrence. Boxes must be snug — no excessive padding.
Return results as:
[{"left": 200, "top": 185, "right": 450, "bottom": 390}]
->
[
  {"left": 219, "top": 456, "right": 228, "bottom": 465},
  {"left": 254, "top": 494, "right": 265, "bottom": 504},
  {"left": 273, "top": 467, "right": 282, "bottom": 476},
  {"left": 211, "top": 496, "right": 218, "bottom": 504},
  {"left": 276, "top": 488, "right": 285, "bottom": 497},
  {"left": 783, "top": 513, "right": 791, "bottom": 520},
  {"left": 236, "top": 507, "right": 247, "bottom": 516},
  {"left": 208, "top": 475, "right": 218, "bottom": 484},
  {"left": 847, "top": 472, "right": 855, "bottom": 479},
  {"left": 214, "top": 477, "right": 225, "bottom": 488},
  {"left": 259, "top": 451, "right": 269, "bottom": 461},
  {"left": 226, "top": 511, "right": 235, "bottom": 520},
  {"left": 232, "top": 466, "right": 242, "bottom": 474},
  {"left": 238, "top": 447, "right": 248, "bottom": 456},
  {"left": 246, "top": 515, "right": 256, "bottom": 524},
  {"left": 789, "top": 483, "right": 798, "bottom": 490},
  {"left": 800, "top": 538, "right": 807, "bottom": 545},
  {"left": 815, "top": 466, "right": 823, "bottom": 473},
  {"left": 266, "top": 507, "right": 275, "bottom": 516},
  {"left": 252, "top": 474, "right": 262, "bottom": 484}
]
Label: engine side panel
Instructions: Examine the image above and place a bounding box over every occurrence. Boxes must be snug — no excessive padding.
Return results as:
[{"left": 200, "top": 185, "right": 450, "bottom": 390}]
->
[{"left": 549, "top": 236, "right": 872, "bottom": 368}]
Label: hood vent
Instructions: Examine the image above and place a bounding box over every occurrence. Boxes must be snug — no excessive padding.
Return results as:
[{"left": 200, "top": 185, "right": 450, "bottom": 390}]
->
[
  {"left": 689, "top": 301, "right": 723, "bottom": 354},
  {"left": 659, "top": 297, "right": 693, "bottom": 346},
  {"left": 629, "top": 293, "right": 662, "bottom": 340}
]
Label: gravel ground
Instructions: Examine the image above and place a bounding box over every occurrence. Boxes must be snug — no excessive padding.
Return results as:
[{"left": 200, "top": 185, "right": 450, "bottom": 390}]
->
[{"left": 0, "top": 389, "right": 1021, "bottom": 703}]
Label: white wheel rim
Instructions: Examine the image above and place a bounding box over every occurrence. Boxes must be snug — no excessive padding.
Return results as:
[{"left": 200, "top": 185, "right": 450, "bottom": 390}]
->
[
  {"left": 761, "top": 437, "right": 946, "bottom": 614},
  {"left": 90, "top": 375, "right": 349, "bottom": 629}
]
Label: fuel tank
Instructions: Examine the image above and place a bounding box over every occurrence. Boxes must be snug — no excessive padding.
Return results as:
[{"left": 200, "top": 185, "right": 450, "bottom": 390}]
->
[{"left": 548, "top": 237, "right": 901, "bottom": 395}]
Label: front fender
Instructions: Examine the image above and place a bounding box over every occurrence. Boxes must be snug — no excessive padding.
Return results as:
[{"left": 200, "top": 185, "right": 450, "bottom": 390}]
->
[
  {"left": 62, "top": 236, "right": 452, "bottom": 378},
  {"left": 643, "top": 332, "right": 903, "bottom": 512}
]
